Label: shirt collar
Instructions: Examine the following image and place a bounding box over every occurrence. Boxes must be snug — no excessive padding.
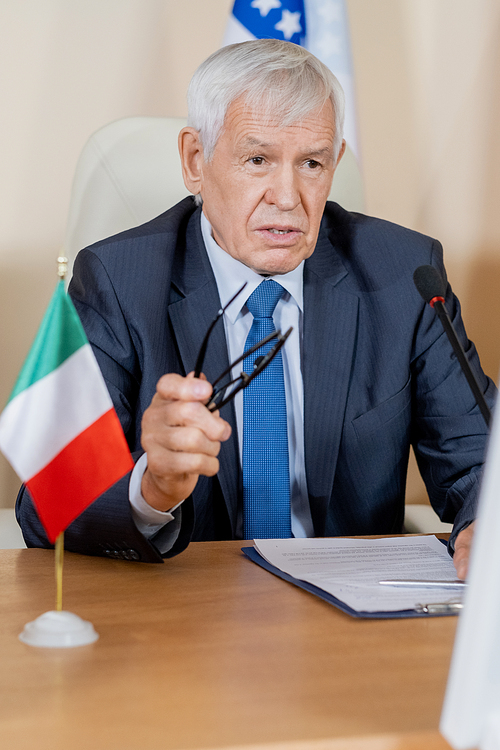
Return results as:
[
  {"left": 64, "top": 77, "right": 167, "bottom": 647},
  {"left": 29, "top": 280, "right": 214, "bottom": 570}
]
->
[{"left": 200, "top": 210, "right": 304, "bottom": 324}]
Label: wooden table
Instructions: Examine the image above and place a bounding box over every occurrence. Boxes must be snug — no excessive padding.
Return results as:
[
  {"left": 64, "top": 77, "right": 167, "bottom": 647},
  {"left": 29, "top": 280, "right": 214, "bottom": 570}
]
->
[{"left": 0, "top": 541, "right": 457, "bottom": 750}]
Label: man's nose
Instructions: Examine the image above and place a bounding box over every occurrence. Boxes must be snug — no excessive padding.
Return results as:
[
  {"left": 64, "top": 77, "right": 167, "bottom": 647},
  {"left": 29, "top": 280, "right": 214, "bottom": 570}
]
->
[{"left": 264, "top": 166, "right": 300, "bottom": 211}]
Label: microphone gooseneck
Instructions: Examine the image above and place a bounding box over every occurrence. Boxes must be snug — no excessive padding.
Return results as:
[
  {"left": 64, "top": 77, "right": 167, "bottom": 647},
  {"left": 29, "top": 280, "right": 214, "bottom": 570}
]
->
[{"left": 413, "top": 265, "right": 492, "bottom": 428}]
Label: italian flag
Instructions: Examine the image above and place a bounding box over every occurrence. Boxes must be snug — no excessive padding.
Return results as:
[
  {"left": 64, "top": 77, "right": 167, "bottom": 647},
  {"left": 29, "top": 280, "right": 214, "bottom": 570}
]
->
[{"left": 0, "top": 280, "right": 134, "bottom": 543}]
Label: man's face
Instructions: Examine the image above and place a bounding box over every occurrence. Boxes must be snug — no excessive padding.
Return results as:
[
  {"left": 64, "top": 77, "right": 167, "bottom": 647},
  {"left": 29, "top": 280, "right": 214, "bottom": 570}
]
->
[{"left": 190, "top": 98, "right": 342, "bottom": 276}]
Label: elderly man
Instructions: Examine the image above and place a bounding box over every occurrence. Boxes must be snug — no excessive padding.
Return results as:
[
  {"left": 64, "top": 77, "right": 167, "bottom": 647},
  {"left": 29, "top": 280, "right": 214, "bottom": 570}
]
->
[{"left": 17, "top": 39, "right": 494, "bottom": 576}]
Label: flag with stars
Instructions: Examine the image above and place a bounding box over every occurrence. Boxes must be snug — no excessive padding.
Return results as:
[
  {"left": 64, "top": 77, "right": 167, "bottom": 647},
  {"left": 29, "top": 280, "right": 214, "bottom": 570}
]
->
[{"left": 222, "top": 0, "right": 359, "bottom": 159}]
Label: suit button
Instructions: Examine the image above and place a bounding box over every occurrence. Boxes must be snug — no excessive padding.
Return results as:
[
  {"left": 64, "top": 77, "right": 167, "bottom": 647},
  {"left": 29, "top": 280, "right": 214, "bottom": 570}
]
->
[{"left": 127, "top": 549, "right": 140, "bottom": 561}]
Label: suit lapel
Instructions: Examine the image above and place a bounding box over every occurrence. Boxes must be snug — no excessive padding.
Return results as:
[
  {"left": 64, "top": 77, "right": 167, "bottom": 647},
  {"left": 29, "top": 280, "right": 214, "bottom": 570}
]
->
[
  {"left": 167, "top": 212, "right": 240, "bottom": 533},
  {"left": 303, "top": 230, "right": 359, "bottom": 535}
]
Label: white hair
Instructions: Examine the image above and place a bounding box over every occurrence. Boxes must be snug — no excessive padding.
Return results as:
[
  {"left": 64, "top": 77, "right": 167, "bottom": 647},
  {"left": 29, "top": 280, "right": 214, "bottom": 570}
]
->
[{"left": 187, "top": 39, "right": 345, "bottom": 164}]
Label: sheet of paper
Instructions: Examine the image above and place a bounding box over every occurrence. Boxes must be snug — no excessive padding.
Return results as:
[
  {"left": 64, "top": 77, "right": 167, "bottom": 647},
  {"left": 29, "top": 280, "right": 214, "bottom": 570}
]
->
[{"left": 254, "top": 536, "right": 463, "bottom": 613}]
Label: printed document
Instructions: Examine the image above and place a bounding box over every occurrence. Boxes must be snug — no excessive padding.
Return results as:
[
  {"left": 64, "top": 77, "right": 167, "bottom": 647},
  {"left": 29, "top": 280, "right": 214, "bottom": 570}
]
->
[{"left": 253, "top": 536, "right": 463, "bottom": 613}]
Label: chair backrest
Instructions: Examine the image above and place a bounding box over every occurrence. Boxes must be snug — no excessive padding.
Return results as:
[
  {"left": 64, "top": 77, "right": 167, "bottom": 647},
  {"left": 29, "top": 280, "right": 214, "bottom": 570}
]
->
[{"left": 64, "top": 116, "right": 364, "bottom": 258}]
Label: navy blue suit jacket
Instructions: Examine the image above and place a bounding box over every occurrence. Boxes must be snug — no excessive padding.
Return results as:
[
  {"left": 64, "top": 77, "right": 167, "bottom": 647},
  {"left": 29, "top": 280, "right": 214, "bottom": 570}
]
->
[{"left": 16, "top": 198, "right": 496, "bottom": 562}]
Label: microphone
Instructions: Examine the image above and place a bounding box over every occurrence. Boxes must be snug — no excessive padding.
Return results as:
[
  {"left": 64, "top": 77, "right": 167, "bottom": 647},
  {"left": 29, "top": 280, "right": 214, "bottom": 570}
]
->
[
  {"left": 413, "top": 265, "right": 446, "bottom": 306},
  {"left": 413, "top": 265, "right": 491, "bottom": 428}
]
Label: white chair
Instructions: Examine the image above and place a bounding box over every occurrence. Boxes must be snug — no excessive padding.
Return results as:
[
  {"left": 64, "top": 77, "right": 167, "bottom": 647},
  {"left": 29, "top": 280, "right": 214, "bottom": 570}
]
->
[
  {"left": 404, "top": 505, "right": 452, "bottom": 534},
  {"left": 64, "top": 117, "right": 190, "bottom": 258},
  {"left": 0, "top": 508, "right": 26, "bottom": 549}
]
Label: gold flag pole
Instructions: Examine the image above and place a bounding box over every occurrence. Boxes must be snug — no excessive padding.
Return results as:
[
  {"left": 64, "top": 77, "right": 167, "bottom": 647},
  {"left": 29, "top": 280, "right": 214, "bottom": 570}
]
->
[
  {"left": 54, "top": 256, "right": 68, "bottom": 612},
  {"left": 57, "top": 255, "right": 68, "bottom": 281},
  {"left": 55, "top": 532, "right": 64, "bottom": 611}
]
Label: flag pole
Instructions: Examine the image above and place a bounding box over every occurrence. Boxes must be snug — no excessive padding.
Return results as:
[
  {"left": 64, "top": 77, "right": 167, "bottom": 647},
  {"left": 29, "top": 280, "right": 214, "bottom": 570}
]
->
[
  {"left": 55, "top": 532, "right": 64, "bottom": 611},
  {"left": 57, "top": 255, "right": 68, "bottom": 281},
  {"left": 54, "top": 256, "right": 68, "bottom": 613}
]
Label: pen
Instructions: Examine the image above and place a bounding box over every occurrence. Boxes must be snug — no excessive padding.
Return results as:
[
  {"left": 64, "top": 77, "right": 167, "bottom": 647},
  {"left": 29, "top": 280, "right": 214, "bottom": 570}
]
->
[
  {"left": 379, "top": 579, "right": 467, "bottom": 589},
  {"left": 414, "top": 601, "right": 464, "bottom": 615}
]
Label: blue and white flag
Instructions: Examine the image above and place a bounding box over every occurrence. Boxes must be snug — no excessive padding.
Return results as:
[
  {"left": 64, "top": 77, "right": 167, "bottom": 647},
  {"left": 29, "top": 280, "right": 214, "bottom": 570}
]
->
[
  {"left": 224, "top": 0, "right": 307, "bottom": 45},
  {"left": 223, "top": 0, "right": 359, "bottom": 160}
]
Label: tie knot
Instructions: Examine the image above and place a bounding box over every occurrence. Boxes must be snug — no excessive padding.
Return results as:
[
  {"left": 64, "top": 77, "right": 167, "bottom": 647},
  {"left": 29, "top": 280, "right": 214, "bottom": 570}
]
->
[{"left": 246, "top": 280, "right": 284, "bottom": 319}]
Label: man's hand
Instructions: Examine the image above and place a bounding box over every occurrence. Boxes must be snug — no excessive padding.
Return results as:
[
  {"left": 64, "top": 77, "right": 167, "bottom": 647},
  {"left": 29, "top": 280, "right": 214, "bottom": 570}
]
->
[
  {"left": 453, "top": 522, "right": 475, "bottom": 580},
  {"left": 140, "top": 373, "right": 231, "bottom": 512}
]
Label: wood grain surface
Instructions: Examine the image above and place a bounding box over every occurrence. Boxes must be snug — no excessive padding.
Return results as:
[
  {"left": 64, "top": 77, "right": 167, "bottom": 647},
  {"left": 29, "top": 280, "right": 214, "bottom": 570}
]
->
[{"left": 0, "top": 541, "right": 458, "bottom": 750}]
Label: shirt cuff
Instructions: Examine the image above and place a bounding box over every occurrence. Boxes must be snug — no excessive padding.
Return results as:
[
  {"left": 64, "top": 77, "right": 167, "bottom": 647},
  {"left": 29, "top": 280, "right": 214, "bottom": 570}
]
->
[{"left": 129, "top": 453, "right": 184, "bottom": 537}]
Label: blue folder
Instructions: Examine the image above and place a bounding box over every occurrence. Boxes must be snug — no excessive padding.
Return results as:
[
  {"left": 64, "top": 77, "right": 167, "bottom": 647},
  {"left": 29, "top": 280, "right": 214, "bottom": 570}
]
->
[{"left": 242, "top": 545, "right": 458, "bottom": 619}]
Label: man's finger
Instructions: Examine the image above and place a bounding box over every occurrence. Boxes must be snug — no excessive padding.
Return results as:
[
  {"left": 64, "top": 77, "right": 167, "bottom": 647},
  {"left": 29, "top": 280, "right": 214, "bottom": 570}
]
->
[
  {"left": 453, "top": 522, "right": 475, "bottom": 580},
  {"left": 155, "top": 372, "right": 213, "bottom": 403},
  {"left": 146, "top": 444, "right": 221, "bottom": 480},
  {"left": 144, "top": 399, "right": 231, "bottom": 443},
  {"left": 144, "top": 423, "right": 223, "bottom": 458}
]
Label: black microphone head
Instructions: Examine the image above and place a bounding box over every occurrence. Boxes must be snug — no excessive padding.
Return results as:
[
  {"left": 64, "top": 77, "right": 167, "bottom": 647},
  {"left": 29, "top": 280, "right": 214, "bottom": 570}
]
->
[{"left": 413, "top": 265, "right": 446, "bottom": 304}]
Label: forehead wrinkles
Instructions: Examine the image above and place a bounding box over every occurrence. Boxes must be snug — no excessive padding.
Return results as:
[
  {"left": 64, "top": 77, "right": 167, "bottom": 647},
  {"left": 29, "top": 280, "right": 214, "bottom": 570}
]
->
[{"left": 220, "top": 98, "right": 335, "bottom": 150}]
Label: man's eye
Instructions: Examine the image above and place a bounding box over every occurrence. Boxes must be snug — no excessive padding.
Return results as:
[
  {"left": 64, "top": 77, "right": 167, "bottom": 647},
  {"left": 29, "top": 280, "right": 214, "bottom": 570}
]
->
[
  {"left": 249, "top": 156, "right": 264, "bottom": 165},
  {"left": 306, "top": 160, "right": 320, "bottom": 169}
]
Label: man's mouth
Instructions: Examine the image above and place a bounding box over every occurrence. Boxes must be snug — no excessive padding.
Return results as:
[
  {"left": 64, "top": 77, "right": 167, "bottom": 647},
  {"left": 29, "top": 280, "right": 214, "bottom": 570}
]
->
[{"left": 254, "top": 225, "right": 304, "bottom": 246}]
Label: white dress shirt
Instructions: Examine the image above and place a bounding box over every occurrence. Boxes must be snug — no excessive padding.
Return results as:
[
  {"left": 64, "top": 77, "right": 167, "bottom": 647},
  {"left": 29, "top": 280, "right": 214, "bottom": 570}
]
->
[{"left": 129, "top": 210, "right": 313, "bottom": 544}]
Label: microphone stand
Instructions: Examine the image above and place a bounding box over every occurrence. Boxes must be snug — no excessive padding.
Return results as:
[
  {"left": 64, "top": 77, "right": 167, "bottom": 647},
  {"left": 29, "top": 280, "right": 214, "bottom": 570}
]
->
[{"left": 431, "top": 297, "right": 492, "bottom": 428}]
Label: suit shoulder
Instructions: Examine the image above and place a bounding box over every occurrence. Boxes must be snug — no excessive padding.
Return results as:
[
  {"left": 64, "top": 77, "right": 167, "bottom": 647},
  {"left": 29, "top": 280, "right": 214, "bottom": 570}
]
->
[
  {"left": 323, "top": 201, "right": 439, "bottom": 250},
  {"left": 79, "top": 196, "right": 199, "bottom": 260},
  {"left": 72, "top": 197, "right": 201, "bottom": 299},
  {"left": 320, "top": 202, "right": 444, "bottom": 288}
]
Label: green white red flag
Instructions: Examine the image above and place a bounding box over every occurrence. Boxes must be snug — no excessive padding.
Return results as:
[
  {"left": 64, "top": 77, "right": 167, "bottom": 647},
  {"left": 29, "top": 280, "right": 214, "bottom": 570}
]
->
[{"left": 0, "top": 280, "right": 134, "bottom": 543}]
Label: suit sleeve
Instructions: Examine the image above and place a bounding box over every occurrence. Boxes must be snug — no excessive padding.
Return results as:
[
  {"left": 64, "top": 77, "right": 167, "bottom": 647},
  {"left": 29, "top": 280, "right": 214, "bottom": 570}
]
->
[{"left": 410, "top": 241, "right": 496, "bottom": 550}]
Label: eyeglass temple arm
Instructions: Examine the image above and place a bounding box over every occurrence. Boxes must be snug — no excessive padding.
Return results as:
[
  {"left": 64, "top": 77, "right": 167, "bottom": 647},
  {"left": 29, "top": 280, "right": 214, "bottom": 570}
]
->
[
  {"left": 243, "top": 327, "right": 292, "bottom": 385},
  {"left": 208, "top": 327, "right": 293, "bottom": 412},
  {"left": 211, "top": 329, "right": 280, "bottom": 388},
  {"left": 193, "top": 281, "right": 247, "bottom": 378},
  {"left": 249, "top": 327, "right": 292, "bottom": 374}
]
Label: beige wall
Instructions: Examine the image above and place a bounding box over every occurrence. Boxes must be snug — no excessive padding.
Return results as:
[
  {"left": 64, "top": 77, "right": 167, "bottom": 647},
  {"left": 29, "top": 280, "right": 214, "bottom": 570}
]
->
[{"left": 1, "top": 0, "right": 499, "bottom": 507}]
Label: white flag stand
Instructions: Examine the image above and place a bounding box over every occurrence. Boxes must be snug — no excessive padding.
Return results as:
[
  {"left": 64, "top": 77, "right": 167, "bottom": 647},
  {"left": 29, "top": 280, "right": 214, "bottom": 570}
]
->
[
  {"left": 18, "top": 531, "right": 99, "bottom": 648},
  {"left": 19, "top": 609, "right": 98, "bottom": 648}
]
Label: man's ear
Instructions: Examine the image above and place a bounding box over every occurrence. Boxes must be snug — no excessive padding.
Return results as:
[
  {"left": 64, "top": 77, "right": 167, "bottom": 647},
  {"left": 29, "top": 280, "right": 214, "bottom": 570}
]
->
[
  {"left": 178, "top": 127, "right": 204, "bottom": 196},
  {"left": 334, "top": 139, "right": 347, "bottom": 171}
]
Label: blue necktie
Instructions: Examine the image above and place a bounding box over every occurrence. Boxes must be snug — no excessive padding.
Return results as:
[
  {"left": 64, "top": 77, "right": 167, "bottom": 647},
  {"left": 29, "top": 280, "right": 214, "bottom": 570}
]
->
[{"left": 243, "top": 280, "right": 292, "bottom": 539}]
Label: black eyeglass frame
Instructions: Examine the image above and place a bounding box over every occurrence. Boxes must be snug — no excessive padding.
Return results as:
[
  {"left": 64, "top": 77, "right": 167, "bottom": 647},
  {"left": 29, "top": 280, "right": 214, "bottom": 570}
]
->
[
  {"left": 192, "top": 282, "right": 293, "bottom": 412},
  {"left": 207, "top": 327, "right": 293, "bottom": 412}
]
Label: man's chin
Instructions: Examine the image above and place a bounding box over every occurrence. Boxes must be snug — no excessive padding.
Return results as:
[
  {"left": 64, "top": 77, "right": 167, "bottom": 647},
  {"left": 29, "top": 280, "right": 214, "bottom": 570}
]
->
[
  {"left": 245, "top": 244, "right": 311, "bottom": 276},
  {"left": 251, "top": 259, "right": 303, "bottom": 276}
]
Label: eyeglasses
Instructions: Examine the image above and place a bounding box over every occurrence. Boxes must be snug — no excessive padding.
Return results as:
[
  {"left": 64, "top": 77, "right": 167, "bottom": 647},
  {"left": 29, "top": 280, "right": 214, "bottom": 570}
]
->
[{"left": 194, "top": 282, "right": 293, "bottom": 412}]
